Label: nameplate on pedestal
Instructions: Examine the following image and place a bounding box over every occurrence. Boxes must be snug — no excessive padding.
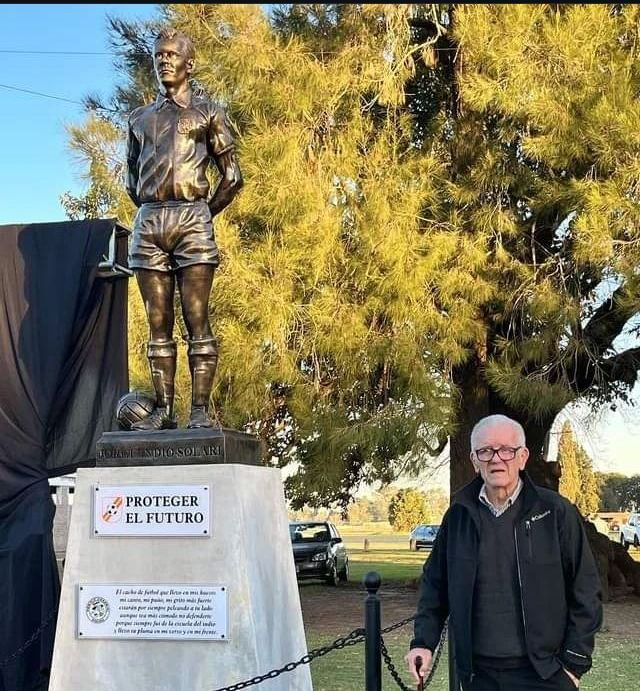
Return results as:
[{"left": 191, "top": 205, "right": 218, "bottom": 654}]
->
[
  {"left": 77, "top": 584, "right": 228, "bottom": 640},
  {"left": 95, "top": 427, "right": 263, "bottom": 467},
  {"left": 93, "top": 485, "right": 210, "bottom": 537}
]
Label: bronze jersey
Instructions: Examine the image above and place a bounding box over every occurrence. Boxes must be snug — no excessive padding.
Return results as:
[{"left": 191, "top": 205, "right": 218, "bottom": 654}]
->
[{"left": 126, "top": 85, "right": 235, "bottom": 205}]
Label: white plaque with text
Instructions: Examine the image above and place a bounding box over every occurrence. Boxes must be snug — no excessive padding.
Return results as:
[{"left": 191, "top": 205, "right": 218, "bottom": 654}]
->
[
  {"left": 77, "top": 584, "right": 228, "bottom": 640},
  {"left": 93, "top": 484, "right": 210, "bottom": 537}
]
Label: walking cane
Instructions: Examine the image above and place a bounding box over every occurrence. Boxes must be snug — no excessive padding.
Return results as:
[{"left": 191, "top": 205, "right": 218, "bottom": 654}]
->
[{"left": 415, "top": 656, "right": 425, "bottom": 691}]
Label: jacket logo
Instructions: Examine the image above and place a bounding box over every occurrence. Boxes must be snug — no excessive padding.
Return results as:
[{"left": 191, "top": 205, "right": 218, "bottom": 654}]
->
[{"left": 530, "top": 510, "right": 551, "bottom": 523}]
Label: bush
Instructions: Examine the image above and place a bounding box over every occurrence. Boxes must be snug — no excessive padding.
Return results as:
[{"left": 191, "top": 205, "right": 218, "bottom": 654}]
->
[{"left": 388, "top": 489, "right": 428, "bottom": 532}]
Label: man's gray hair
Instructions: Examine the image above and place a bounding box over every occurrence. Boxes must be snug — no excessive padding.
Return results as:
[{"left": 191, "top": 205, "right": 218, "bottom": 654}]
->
[
  {"left": 470, "top": 414, "right": 526, "bottom": 450},
  {"left": 154, "top": 28, "right": 195, "bottom": 60}
]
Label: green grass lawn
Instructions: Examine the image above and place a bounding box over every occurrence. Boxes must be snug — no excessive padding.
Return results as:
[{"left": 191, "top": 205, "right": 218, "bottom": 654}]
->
[
  {"left": 348, "top": 549, "right": 425, "bottom": 584},
  {"left": 308, "top": 633, "right": 639, "bottom": 691},
  {"left": 307, "top": 631, "right": 449, "bottom": 691},
  {"left": 340, "top": 523, "right": 428, "bottom": 583}
]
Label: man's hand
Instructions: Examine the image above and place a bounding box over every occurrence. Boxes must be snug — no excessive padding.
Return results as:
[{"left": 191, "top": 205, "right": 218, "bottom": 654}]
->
[
  {"left": 563, "top": 667, "right": 580, "bottom": 688},
  {"left": 404, "top": 648, "right": 432, "bottom": 684}
]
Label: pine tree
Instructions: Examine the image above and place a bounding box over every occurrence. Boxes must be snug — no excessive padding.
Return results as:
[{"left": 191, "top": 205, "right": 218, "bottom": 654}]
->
[
  {"left": 558, "top": 422, "right": 600, "bottom": 516},
  {"left": 558, "top": 423, "right": 581, "bottom": 504},
  {"left": 64, "top": 4, "right": 640, "bottom": 507},
  {"left": 577, "top": 448, "right": 601, "bottom": 517},
  {"left": 435, "top": 4, "right": 640, "bottom": 491}
]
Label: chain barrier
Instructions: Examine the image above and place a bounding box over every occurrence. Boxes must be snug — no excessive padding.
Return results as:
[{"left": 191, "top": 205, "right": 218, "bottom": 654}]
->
[
  {"left": 208, "top": 626, "right": 365, "bottom": 691},
  {"left": 381, "top": 619, "right": 449, "bottom": 691},
  {"left": 209, "top": 614, "right": 448, "bottom": 691},
  {"left": 381, "top": 614, "right": 416, "bottom": 636},
  {"left": 1, "top": 603, "right": 444, "bottom": 690},
  {"left": 0, "top": 608, "right": 57, "bottom": 669}
]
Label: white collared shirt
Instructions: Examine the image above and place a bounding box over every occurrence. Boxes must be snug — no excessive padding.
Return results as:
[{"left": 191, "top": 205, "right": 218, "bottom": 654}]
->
[{"left": 479, "top": 478, "right": 524, "bottom": 517}]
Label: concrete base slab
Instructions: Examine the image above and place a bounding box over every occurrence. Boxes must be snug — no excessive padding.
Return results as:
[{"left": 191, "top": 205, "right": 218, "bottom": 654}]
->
[{"left": 49, "top": 464, "right": 312, "bottom": 691}]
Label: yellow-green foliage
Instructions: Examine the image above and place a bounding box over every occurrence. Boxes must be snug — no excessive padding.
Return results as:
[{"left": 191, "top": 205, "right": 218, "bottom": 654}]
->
[
  {"left": 453, "top": 4, "right": 640, "bottom": 414},
  {"left": 388, "top": 488, "right": 428, "bottom": 533},
  {"left": 63, "top": 4, "right": 640, "bottom": 501},
  {"left": 166, "top": 4, "right": 454, "bottom": 447}
]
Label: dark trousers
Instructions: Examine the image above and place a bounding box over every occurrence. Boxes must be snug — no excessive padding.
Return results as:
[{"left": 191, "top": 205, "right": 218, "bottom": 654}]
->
[{"left": 463, "top": 665, "right": 577, "bottom": 691}]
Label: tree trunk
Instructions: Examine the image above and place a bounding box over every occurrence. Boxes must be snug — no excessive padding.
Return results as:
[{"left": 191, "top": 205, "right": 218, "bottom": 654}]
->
[
  {"left": 450, "top": 356, "right": 560, "bottom": 493},
  {"left": 450, "top": 353, "right": 490, "bottom": 494},
  {"left": 518, "top": 416, "right": 561, "bottom": 490}
]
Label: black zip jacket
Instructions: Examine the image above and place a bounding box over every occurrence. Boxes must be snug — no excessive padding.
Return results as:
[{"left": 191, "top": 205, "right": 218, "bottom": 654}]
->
[{"left": 410, "top": 472, "right": 603, "bottom": 683}]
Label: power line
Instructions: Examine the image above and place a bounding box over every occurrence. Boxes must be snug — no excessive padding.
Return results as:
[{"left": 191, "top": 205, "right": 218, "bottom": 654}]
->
[
  {"left": 0, "top": 82, "right": 117, "bottom": 111},
  {"left": 0, "top": 49, "right": 112, "bottom": 55},
  {"left": 0, "top": 82, "right": 82, "bottom": 105}
]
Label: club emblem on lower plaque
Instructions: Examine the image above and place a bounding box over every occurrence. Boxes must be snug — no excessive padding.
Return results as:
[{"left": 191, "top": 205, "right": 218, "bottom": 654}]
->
[
  {"left": 86, "top": 596, "right": 110, "bottom": 624},
  {"left": 101, "top": 496, "right": 123, "bottom": 523}
]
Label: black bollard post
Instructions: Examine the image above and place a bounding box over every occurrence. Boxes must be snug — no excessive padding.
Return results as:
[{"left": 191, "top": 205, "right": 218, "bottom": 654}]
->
[{"left": 364, "top": 571, "right": 382, "bottom": 691}]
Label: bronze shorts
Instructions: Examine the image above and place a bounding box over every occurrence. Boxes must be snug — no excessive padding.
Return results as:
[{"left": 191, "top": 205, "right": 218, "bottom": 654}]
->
[{"left": 129, "top": 200, "right": 219, "bottom": 272}]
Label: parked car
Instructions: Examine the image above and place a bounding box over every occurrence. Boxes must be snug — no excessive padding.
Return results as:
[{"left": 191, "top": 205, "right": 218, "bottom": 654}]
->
[
  {"left": 289, "top": 521, "right": 349, "bottom": 585},
  {"left": 620, "top": 513, "right": 640, "bottom": 549},
  {"left": 409, "top": 524, "right": 440, "bottom": 551}
]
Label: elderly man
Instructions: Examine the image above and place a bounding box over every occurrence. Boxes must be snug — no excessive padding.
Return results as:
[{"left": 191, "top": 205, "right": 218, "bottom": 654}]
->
[{"left": 406, "top": 414, "right": 602, "bottom": 690}]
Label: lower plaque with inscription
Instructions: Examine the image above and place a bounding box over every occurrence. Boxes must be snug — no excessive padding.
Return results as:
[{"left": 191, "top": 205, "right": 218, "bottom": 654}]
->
[{"left": 77, "top": 584, "right": 228, "bottom": 640}]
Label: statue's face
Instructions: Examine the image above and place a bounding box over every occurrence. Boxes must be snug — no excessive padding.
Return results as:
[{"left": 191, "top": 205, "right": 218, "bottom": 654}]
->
[{"left": 153, "top": 37, "right": 193, "bottom": 89}]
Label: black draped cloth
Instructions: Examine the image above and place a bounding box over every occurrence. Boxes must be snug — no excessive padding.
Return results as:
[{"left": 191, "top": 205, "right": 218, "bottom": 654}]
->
[{"left": 0, "top": 220, "right": 129, "bottom": 690}]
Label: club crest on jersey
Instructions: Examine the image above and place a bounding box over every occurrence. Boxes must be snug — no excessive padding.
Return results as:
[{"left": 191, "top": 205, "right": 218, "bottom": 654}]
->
[{"left": 177, "top": 116, "right": 196, "bottom": 135}]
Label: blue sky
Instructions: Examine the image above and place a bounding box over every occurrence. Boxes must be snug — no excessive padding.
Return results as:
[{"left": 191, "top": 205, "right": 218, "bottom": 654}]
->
[
  {"left": 0, "top": 3, "right": 157, "bottom": 224},
  {"left": 0, "top": 4, "right": 638, "bottom": 477}
]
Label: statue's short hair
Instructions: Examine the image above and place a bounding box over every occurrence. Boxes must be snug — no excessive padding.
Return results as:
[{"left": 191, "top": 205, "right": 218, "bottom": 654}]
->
[
  {"left": 470, "top": 414, "right": 526, "bottom": 450},
  {"left": 154, "top": 28, "right": 195, "bottom": 60}
]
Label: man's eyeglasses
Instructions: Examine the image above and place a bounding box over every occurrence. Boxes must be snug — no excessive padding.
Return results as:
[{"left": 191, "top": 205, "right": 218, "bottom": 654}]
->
[{"left": 474, "top": 446, "right": 522, "bottom": 462}]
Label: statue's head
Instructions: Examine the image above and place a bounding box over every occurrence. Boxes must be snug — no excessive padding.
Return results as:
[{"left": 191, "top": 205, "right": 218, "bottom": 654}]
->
[{"left": 153, "top": 28, "right": 195, "bottom": 90}]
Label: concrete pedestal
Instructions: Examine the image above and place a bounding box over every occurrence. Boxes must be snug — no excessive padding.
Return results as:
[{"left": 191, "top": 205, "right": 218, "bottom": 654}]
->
[{"left": 49, "top": 464, "right": 313, "bottom": 691}]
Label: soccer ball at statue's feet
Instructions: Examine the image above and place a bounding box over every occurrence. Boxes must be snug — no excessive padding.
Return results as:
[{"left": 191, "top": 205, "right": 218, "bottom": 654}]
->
[{"left": 115, "top": 391, "right": 156, "bottom": 431}]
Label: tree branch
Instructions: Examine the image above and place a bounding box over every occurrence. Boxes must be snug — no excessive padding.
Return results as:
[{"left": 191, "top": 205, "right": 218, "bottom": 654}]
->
[
  {"left": 573, "top": 347, "right": 640, "bottom": 394},
  {"left": 601, "top": 347, "right": 640, "bottom": 387},
  {"left": 582, "top": 285, "right": 638, "bottom": 359},
  {"left": 424, "top": 431, "right": 448, "bottom": 457}
]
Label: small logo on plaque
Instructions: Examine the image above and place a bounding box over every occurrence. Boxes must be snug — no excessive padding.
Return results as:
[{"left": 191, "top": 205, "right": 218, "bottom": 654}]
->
[
  {"left": 102, "top": 496, "right": 123, "bottom": 522},
  {"left": 86, "top": 597, "right": 110, "bottom": 624}
]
